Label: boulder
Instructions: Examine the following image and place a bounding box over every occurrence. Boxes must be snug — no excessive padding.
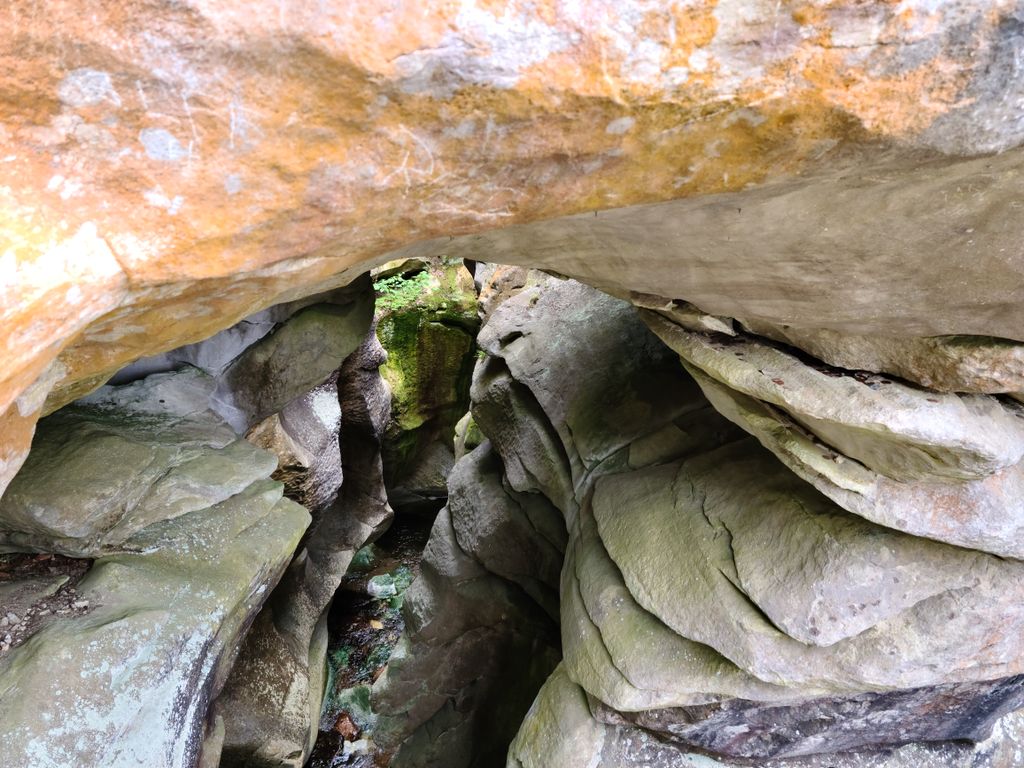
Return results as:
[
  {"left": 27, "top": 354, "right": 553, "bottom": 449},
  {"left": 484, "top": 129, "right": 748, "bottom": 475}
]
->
[
  {"left": 214, "top": 294, "right": 374, "bottom": 432},
  {"left": 509, "top": 666, "right": 1024, "bottom": 768},
  {"left": 6, "top": 3, "right": 1024, "bottom": 504},
  {"left": 0, "top": 370, "right": 309, "bottom": 768}
]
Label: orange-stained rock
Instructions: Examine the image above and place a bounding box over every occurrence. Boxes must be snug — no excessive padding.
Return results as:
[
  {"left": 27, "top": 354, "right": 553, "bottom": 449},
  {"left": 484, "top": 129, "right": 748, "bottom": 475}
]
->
[{"left": 2, "top": 0, "right": 1024, "bottom": 496}]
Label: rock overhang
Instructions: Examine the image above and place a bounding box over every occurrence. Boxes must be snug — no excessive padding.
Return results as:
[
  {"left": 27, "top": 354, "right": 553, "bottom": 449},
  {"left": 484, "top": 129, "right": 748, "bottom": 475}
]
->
[{"left": 2, "top": 0, "right": 1024, "bottom": 500}]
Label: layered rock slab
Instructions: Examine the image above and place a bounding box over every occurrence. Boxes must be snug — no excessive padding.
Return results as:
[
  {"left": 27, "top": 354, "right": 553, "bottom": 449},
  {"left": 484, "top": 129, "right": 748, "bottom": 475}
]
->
[
  {"left": 738, "top": 321, "right": 1024, "bottom": 396},
  {"left": 0, "top": 370, "right": 309, "bottom": 768},
  {"left": 0, "top": 368, "right": 270, "bottom": 557},
  {"left": 509, "top": 666, "right": 1024, "bottom": 768},
  {"left": 463, "top": 281, "right": 1024, "bottom": 765}
]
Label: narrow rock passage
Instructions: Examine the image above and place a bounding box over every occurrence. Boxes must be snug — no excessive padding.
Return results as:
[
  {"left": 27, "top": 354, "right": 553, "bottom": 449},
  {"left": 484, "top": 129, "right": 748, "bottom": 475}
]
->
[{"left": 308, "top": 508, "right": 440, "bottom": 768}]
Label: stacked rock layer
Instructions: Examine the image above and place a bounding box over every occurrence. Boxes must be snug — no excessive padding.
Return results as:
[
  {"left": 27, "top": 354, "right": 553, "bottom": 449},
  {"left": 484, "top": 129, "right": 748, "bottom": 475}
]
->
[{"left": 378, "top": 276, "right": 1024, "bottom": 768}]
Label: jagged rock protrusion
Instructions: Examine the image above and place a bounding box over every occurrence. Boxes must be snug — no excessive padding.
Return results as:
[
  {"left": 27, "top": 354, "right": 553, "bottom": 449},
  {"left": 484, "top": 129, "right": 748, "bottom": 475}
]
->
[{"left": 215, "top": 325, "right": 393, "bottom": 768}]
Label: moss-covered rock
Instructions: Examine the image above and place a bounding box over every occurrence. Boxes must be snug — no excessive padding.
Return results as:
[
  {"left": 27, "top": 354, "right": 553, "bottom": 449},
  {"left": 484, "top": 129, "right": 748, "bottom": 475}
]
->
[{"left": 374, "top": 259, "right": 480, "bottom": 510}]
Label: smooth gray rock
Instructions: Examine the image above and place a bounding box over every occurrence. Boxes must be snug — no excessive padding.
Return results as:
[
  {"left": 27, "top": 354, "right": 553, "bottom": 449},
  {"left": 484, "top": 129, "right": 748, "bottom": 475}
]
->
[
  {"left": 373, "top": 498, "right": 560, "bottom": 768},
  {"left": 593, "top": 439, "right": 1024, "bottom": 693},
  {"left": 478, "top": 280, "right": 712, "bottom": 498},
  {"left": 470, "top": 354, "right": 576, "bottom": 517},
  {"left": 216, "top": 329, "right": 393, "bottom": 768},
  {"left": 448, "top": 443, "right": 565, "bottom": 620}
]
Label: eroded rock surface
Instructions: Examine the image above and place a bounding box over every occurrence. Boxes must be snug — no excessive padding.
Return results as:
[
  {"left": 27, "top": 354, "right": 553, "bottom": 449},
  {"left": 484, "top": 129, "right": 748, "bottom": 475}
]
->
[
  {"left": 643, "top": 312, "right": 1024, "bottom": 560},
  {"left": 246, "top": 375, "right": 344, "bottom": 513},
  {"left": 375, "top": 277, "right": 1024, "bottom": 768}
]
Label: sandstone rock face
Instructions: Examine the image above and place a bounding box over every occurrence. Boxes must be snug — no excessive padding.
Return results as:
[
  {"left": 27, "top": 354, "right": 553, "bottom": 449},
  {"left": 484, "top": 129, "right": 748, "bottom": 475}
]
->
[
  {"left": 643, "top": 312, "right": 1024, "bottom": 560},
  {"left": 472, "top": 263, "right": 548, "bottom": 323},
  {"left": 377, "top": 276, "right": 732, "bottom": 762},
  {"left": 642, "top": 314, "right": 1024, "bottom": 483},
  {"left": 739, "top": 321, "right": 1024, "bottom": 395},
  {"left": 214, "top": 297, "right": 373, "bottom": 432},
  {"left": 372, "top": 277, "right": 1024, "bottom": 768},
  {"left": 5, "top": 1, "right": 1024, "bottom": 506},
  {"left": 104, "top": 279, "right": 373, "bottom": 433},
  {"left": 592, "top": 442, "right": 1024, "bottom": 693},
  {"left": 0, "top": 369, "right": 309, "bottom": 768}
]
